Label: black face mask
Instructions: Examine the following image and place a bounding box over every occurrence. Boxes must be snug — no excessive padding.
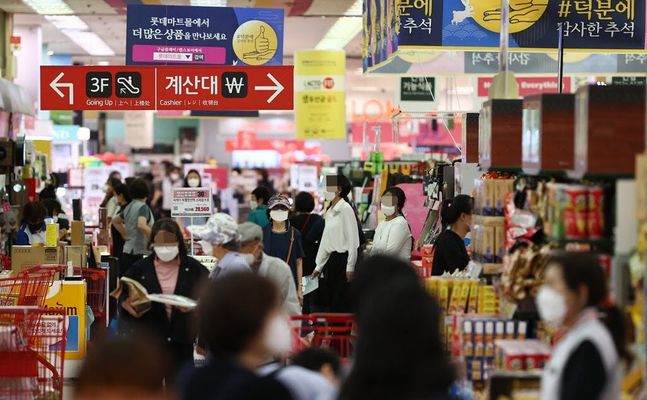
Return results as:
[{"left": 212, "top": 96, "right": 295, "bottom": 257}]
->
[{"left": 28, "top": 223, "right": 43, "bottom": 232}]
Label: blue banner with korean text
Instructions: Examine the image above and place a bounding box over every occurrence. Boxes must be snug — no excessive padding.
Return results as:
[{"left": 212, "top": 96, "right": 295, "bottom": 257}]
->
[
  {"left": 365, "top": 0, "right": 646, "bottom": 69},
  {"left": 126, "top": 5, "right": 284, "bottom": 66}
]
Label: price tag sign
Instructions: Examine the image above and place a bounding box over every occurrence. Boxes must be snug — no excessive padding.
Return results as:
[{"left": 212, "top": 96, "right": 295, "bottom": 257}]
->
[{"left": 171, "top": 187, "right": 213, "bottom": 217}]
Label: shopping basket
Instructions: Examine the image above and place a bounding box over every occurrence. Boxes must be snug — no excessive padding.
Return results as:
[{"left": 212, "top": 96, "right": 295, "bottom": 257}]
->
[
  {"left": 19, "top": 265, "right": 108, "bottom": 323},
  {"left": 290, "top": 313, "right": 355, "bottom": 360},
  {"left": 0, "top": 306, "right": 67, "bottom": 400},
  {"left": 0, "top": 268, "right": 56, "bottom": 307}
]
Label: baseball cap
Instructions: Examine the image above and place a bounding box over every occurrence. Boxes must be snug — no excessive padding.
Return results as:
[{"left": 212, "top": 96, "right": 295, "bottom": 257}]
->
[
  {"left": 267, "top": 194, "right": 291, "bottom": 210},
  {"left": 238, "top": 222, "right": 263, "bottom": 243},
  {"left": 188, "top": 213, "right": 240, "bottom": 245}
]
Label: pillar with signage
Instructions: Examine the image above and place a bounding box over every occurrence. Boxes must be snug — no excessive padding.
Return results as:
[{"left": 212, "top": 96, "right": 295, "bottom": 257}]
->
[{"left": 294, "top": 50, "right": 346, "bottom": 140}]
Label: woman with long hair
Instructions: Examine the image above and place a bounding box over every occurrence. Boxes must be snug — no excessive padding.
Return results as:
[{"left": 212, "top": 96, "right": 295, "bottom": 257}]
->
[
  {"left": 538, "top": 251, "right": 631, "bottom": 399},
  {"left": 312, "top": 174, "right": 360, "bottom": 312},
  {"left": 369, "top": 186, "right": 412, "bottom": 260},
  {"left": 341, "top": 255, "right": 455, "bottom": 400},
  {"left": 431, "top": 194, "right": 473, "bottom": 276}
]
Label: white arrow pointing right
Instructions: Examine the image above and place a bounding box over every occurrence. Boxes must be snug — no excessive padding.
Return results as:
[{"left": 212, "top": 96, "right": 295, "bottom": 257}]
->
[
  {"left": 254, "top": 73, "right": 284, "bottom": 104},
  {"left": 50, "top": 72, "right": 74, "bottom": 105}
]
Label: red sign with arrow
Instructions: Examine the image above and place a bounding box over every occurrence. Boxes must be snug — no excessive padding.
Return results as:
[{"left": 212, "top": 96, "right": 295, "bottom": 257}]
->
[{"left": 40, "top": 65, "right": 293, "bottom": 111}]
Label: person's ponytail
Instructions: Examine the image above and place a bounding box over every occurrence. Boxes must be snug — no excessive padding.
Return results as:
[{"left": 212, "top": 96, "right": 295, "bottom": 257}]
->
[
  {"left": 598, "top": 304, "right": 633, "bottom": 365},
  {"left": 440, "top": 195, "right": 472, "bottom": 227}
]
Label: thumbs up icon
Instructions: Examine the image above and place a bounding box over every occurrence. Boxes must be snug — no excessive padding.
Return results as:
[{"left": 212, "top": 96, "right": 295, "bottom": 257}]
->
[
  {"left": 242, "top": 23, "right": 275, "bottom": 62},
  {"left": 255, "top": 26, "right": 270, "bottom": 54}
]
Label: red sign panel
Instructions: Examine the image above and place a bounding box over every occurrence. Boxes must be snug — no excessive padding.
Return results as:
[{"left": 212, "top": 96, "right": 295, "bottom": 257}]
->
[
  {"left": 477, "top": 77, "right": 572, "bottom": 97},
  {"left": 41, "top": 65, "right": 293, "bottom": 111}
]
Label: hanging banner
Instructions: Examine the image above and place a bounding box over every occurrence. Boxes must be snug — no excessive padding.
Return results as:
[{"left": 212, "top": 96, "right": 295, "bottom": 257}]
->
[
  {"left": 365, "top": 0, "right": 646, "bottom": 70},
  {"left": 294, "top": 50, "right": 346, "bottom": 140},
  {"left": 126, "top": 5, "right": 284, "bottom": 66},
  {"left": 477, "top": 76, "right": 572, "bottom": 97}
]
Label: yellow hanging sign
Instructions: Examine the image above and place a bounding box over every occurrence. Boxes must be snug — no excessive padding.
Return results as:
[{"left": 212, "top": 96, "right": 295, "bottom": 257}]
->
[{"left": 294, "top": 50, "right": 346, "bottom": 140}]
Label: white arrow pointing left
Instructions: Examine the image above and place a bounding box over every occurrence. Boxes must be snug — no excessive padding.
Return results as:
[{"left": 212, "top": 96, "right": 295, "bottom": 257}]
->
[
  {"left": 254, "top": 73, "right": 284, "bottom": 104},
  {"left": 50, "top": 72, "right": 74, "bottom": 105}
]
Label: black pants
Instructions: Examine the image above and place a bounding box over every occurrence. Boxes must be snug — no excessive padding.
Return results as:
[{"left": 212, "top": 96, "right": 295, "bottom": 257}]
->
[
  {"left": 316, "top": 252, "right": 350, "bottom": 313},
  {"left": 119, "top": 253, "right": 144, "bottom": 277}
]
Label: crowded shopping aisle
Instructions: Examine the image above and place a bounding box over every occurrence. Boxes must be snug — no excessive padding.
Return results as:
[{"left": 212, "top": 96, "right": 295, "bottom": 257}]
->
[{"left": 0, "top": 0, "right": 646, "bottom": 399}]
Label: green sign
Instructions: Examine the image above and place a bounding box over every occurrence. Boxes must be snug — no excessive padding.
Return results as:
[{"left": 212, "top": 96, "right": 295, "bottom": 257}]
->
[
  {"left": 611, "top": 76, "right": 646, "bottom": 86},
  {"left": 400, "top": 77, "right": 435, "bottom": 102},
  {"left": 50, "top": 110, "right": 73, "bottom": 125}
]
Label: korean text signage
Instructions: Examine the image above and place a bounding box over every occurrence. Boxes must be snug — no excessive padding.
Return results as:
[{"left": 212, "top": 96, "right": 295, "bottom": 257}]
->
[
  {"left": 171, "top": 188, "right": 213, "bottom": 217},
  {"left": 400, "top": 77, "right": 435, "bottom": 101},
  {"left": 126, "top": 5, "right": 284, "bottom": 66},
  {"left": 477, "top": 77, "right": 573, "bottom": 97},
  {"left": 294, "top": 50, "right": 346, "bottom": 140},
  {"left": 365, "top": 0, "right": 646, "bottom": 68},
  {"left": 611, "top": 76, "right": 646, "bottom": 85},
  {"left": 40, "top": 65, "right": 293, "bottom": 111}
]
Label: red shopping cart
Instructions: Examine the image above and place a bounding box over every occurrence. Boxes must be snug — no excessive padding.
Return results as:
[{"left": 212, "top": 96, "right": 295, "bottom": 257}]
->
[
  {"left": 0, "top": 269, "right": 56, "bottom": 307},
  {"left": 19, "top": 265, "right": 108, "bottom": 323},
  {"left": 290, "top": 313, "right": 355, "bottom": 360},
  {"left": 0, "top": 307, "right": 67, "bottom": 399}
]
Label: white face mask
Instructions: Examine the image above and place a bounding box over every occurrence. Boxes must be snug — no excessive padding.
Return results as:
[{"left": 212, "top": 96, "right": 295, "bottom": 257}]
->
[
  {"left": 270, "top": 210, "right": 289, "bottom": 222},
  {"left": 187, "top": 178, "right": 200, "bottom": 188},
  {"left": 199, "top": 240, "right": 213, "bottom": 256},
  {"left": 264, "top": 315, "right": 292, "bottom": 356},
  {"left": 250, "top": 200, "right": 258, "bottom": 210},
  {"left": 170, "top": 173, "right": 180, "bottom": 181},
  {"left": 381, "top": 205, "right": 396, "bottom": 216},
  {"left": 536, "top": 286, "right": 567, "bottom": 327},
  {"left": 155, "top": 245, "right": 179, "bottom": 262},
  {"left": 102, "top": 184, "right": 109, "bottom": 194},
  {"left": 323, "top": 191, "right": 336, "bottom": 201},
  {"left": 242, "top": 252, "right": 257, "bottom": 266}
]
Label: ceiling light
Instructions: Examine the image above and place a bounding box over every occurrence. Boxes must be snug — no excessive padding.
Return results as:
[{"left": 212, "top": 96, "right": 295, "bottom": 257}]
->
[
  {"left": 190, "top": 0, "right": 227, "bottom": 6},
  {"left": 315, "top": 0, "right": 362, "bottom": 50},
  {"left": 61, "top": 30, "right": 115, "bottom": 56},
  {"left": 24, "top": 0, "right": 73, "bottom": 15},
  {"left": 45, "top": 15, "right": 88, "bottom": 30}
]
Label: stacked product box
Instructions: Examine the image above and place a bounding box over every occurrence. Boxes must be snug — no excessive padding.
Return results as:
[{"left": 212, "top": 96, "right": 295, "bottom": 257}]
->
[
  {"left": 544, "top": 183, "right": 605, "bottom": 241},
  {"left": 425, "top": 278, "right": 498, "bottom": 315},
  {"left": 472, "top": 176, "right": 515, "bottom": 274},
  {"left": 494, "top": 339, "right": 551, "bottom": 372},
  {"left": 462, "top": 318, "right": 528, "bottom": 382}
]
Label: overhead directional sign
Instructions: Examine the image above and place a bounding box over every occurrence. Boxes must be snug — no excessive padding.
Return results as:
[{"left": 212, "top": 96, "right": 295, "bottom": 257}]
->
[{"left": 40, "top": 65, "right": 293, "bottom": 111}]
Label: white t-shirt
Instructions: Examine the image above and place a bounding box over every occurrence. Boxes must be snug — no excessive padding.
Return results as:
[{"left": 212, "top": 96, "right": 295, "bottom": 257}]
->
[
  {"left": 370, "top": 215, "right": 412, "bottom": 261},
  {"left": 258, "top": 253, "right": 301, "bottom": 316}
]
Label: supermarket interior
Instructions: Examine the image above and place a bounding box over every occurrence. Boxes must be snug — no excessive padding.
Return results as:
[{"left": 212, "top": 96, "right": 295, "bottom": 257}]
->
[{"left": 0, "top": 0, "right": 646, "bottom": 399}]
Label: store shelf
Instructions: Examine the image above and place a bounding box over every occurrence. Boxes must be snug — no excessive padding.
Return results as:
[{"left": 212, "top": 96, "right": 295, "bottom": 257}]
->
[
  {"left": 547, "top": 236, "right": 614, "bottom": 250},
  {"left": 489, "top": 370, "right": 543, "bottom": 380}
]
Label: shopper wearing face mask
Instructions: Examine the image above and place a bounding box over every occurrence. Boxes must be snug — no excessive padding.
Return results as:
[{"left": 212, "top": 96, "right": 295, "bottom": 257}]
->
[
  {"left": 431, "top": 194, "right": 473, "bottom": 276},
  {"left": 161, "top": 165, "right": 183, "bottom": 218},
  {"left": 238, "top": 222, "right": 301, "bottom": 316},
  {"left": 181, "top": 274, "right": 294, "bottom": 400},
  {"left": 15, "top": 201, "right": 48, "bottom": 245},
  {"left": 537, "top": 251, "right": 630, "bottom": 400},
  {"left": 369, "top": 187, "right": 412, "bottom": 261},
  {"left": 263, "top": 195, "right": 305, "bottom": 303},
  {"left": 312, "top": 174, "right": 361, "bottom": 313},
  {"left": 188, "top": 213, "right": 251, "bottom": 279},
  {"left": 248, "top": 186, "right": 271, "bottom": 228},
  {"left": 120, "top": 218, "right": 208, "bottom": 373}
]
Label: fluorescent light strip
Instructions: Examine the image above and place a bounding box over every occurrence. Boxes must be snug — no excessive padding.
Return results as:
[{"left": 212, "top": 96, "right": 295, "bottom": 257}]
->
[
  {"left": 44, "top": 15, "right": 88, "bottom": 30},
  {"left": 24, "top": 0, "right": 73, "bottom": 15},
  {"left": 190, "top": 0, "right": 227, "bottom": 6},
  {"left": 315, "top": 0, "right": 363, "bottom": 50},
  {"left": 61, "top": 30, "right": 115, "bottom": 56}
]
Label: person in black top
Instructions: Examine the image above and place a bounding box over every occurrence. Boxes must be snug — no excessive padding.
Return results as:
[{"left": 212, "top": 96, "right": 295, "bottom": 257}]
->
[
  {"left": 181, "top": 274, "right": 294, "bottom": 400},
  {"left": 290, "top": 192, "right": 325, "bottom": 314},
  {"left": 431, "top": 194, "right": 473, "bottom": 276},
  {"left": 120, "top": 218, "right": 208, "bottom": 377}
]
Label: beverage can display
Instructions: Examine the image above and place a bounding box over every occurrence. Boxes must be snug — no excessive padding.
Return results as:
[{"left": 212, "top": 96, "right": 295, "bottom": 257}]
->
[
  {"left": 564, "top": 185, "right": 588, "bottom": 240},
  {"left": 588, "top": 186, "right": 604, "bottom": 239}
]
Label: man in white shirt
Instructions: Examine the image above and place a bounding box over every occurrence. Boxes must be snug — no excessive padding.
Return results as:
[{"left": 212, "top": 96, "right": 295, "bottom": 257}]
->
[{"left": 238, "top": 222, "right": 301, "bottom": 316}]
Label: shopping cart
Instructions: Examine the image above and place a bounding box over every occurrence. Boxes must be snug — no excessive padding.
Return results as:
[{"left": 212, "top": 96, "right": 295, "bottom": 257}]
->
[
  {"left": 0, "top": 306, "right": 67, "bottom": 400},
  {"left": 290, "top": 313, "right": 355, "bottom": 360},
  {"left": 0, "top": 268, "right": 56, "bottom": 307},
  {"left": 19, "top": 265, "right": 108, "bottom": 323}
]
